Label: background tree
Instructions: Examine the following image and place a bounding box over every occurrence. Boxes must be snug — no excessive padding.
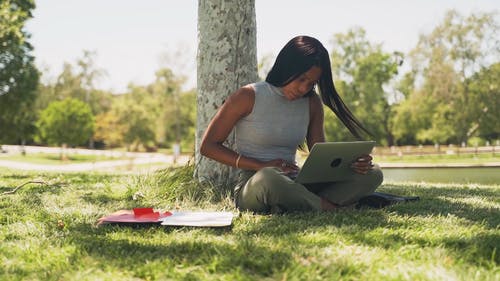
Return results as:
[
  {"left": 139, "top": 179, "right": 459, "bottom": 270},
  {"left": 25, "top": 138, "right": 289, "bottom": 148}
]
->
[
  {"left": 113, "top": 86, "right": 156, "bottom": 151},
  {"left": 257, "top": 53, "right": 274, "bottom": 81},
  {"left": 176, "top": 89, "right": 197, "bottom": 150},
  {"left": 89, "top": 65, "right": 195, "bottom": 151},
  {"left": 34, "top": 51, "right": 113, "bottom": 148},
  {"left": 390, "top": 72, "right": 418, "bottom": 144},
  {"left": 53, "top": 63, "right": 85, "bottom": 101},
  {"left": 37, "top": 98, "right": 94, "bottom": 158},
  {"left": 395, "top": 10, "right": 499, "bottom": 144},
  {"left": 35, "top": 52, "right": 111, "bottom": 115},
  {"left": 77, "top": 51, "right": 106, "bottom": 103},
  {"left": 93, "top": 111, "right": 125, "bottom": 148},
  {"left": 466, "top": 62, "right": 500, "bottom": 141},
  {"left": 147, "top": 68, "right": 185, "bottom": 148},
  {"left": 330, "top": 27, "right": 372, "bottom": 82},
  {"left": 196, "top": 0, "right": 258, "bottom": 186},
  {"left": 328, "top": 27, "right": 401, "bottom": 145},
  {"left": 0, "top": 0, "right": 39, "bottom": 146}
]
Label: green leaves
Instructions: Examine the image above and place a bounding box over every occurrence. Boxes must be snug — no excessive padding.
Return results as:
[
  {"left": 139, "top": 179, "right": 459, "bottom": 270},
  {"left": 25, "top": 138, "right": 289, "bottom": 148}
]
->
[
  {"left": 466, "top": 63, "right": 500, "bottom": 139},
  {"left": 0, "top": 0, "right": 38, "bottom": 143},
  {"left": 37, "top": 98, "right": 95, "bottom": 146},
  {"left": 400, "top": 10, "right": 499, "bottom": 144},
  {"left": 329, "top": 27, "right": 401, "bottom": 145},
  {"left": 329, "top": 11, "right": 499, "bottom": 146}
]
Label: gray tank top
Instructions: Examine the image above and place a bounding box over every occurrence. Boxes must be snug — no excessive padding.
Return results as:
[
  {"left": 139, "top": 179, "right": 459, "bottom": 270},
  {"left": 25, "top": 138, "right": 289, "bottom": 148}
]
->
[{"left": 235, "top": 81, "right": 309, "bottom": 163}]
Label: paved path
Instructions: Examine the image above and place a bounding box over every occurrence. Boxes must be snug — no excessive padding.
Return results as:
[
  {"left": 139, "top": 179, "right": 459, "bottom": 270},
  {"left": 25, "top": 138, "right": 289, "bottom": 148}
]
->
[
  {"left": 0, "top": 145, "right": 191, "bottom": 172},
  {"left": 0, "top": 156, "right": 191, "bottom": 172}
]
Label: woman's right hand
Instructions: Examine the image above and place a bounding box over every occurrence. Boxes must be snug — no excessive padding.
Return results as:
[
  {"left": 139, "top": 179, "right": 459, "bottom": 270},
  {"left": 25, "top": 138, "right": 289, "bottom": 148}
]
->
[{"left": 263, "top": 159, "right": 299, "bottom": 174}]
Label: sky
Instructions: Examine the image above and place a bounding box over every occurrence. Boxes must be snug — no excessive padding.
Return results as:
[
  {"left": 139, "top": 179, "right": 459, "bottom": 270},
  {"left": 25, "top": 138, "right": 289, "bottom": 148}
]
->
[{"left": 26, "top": 0, "right": 499, "bottom": 93}]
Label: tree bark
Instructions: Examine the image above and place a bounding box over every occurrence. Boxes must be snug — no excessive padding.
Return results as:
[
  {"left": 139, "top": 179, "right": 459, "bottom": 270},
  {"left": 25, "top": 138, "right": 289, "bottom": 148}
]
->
[{"left": 195, "top": 0, "right": 258, "bottom": 187}]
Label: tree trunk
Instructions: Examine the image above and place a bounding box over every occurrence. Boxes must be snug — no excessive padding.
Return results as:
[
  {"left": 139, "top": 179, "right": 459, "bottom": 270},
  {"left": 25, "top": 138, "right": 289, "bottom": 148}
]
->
[
  {"left": 60, "top": 143, "right": 68, "bottom": 161},
  {"left": 195, "top": 0, "right": 258, "bottom": 187}
]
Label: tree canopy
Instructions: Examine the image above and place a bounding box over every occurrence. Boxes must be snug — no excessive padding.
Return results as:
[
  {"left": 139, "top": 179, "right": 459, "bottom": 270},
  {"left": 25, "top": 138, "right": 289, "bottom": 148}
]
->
[
  {"left": 0, "top": 0, "right": 39, "bottom": 144},
  {"left": 326, "top": 10, "right": 499, "bottom": 146},
  {"left": 393, "top": 10, "right": 499, "bottom": 144},
  {"left": 1, "top": 6, "right": 497, "bottom": 151}
]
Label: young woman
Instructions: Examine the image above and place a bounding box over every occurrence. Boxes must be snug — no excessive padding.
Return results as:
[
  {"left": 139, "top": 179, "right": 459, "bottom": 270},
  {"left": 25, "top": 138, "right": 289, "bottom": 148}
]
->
[{"left": 200, "top": 35, "right": 383, "bottom": 213}]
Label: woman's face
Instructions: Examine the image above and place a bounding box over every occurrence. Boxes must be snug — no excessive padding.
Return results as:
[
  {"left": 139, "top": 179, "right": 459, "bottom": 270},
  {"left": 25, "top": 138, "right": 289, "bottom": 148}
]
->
[{"left": 281, "top": 66, "right": 322, "bottom": 101}]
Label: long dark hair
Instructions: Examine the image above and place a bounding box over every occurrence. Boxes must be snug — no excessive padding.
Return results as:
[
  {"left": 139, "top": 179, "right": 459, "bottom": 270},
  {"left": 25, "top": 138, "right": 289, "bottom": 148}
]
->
[{"left": 266, "top": 35, "right": 370, "bottom": 139}]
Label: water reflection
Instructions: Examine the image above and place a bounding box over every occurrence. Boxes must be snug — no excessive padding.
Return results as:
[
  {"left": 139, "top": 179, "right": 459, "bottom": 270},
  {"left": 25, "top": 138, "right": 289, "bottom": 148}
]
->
[{"left": 382, "top": 167, "right": 499, "bottom": 185}]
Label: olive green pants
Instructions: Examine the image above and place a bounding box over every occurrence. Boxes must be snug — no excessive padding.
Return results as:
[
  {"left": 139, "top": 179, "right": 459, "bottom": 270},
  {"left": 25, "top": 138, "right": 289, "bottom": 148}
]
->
[{"left": 234, "top": 166, "right": 383, "bottom": 213}]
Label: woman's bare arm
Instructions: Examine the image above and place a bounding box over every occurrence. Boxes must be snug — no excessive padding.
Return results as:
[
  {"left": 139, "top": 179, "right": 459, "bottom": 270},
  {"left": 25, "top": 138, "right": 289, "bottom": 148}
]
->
[
  {"left": 200, "top": 85, "right": 263, "bottom": 170},
  {"left": 306, "top": 93, "right": 326, "bottom": 150}
]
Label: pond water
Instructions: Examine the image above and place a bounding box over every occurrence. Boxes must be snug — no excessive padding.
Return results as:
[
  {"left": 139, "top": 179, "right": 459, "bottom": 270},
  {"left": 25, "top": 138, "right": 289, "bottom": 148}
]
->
[{"left": 382, "top": 167, "right": 500, "bottom": 185}]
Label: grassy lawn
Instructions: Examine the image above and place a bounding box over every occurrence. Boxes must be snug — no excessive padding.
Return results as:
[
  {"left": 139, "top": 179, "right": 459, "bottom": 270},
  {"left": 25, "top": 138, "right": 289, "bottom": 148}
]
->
[
  {"left": 0, "top": 166, "right": 498, "bottom": 280},
  {"left": 0, "top": 152, "right": 129, "bottom": 165}
]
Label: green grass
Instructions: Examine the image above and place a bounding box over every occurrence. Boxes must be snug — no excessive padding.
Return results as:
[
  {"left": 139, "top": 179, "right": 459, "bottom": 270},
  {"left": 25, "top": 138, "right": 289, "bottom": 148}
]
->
[
  {"left": 0, "top": 152, "right": 129, "bottom": 165},
  {"left": 375, "top": 153, "right": 500, "bottom": 164},
  {"left": 0, "top": 166, "right": 498, "bottom": 280}
]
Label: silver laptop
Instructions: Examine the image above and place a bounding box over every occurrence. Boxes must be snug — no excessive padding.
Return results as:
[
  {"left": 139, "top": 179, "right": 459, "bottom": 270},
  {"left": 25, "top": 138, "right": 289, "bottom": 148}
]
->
[{"left": 293, "top": 141, "right": 376, "bottom": 184}]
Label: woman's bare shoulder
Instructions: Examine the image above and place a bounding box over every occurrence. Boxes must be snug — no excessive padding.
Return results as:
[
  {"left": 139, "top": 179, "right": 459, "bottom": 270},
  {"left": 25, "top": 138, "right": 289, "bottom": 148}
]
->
[
  {"left": 232, "top": 84, "right": 255, "bottom": 99},
  {"left": 224, "top": 84, "right": 256, "bottom": 116}
]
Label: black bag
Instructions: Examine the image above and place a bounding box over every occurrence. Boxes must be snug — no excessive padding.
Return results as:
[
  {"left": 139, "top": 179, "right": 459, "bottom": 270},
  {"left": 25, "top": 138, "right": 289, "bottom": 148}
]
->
[{"left": 356, "top": 192, "right": 420, "bottom": 209}]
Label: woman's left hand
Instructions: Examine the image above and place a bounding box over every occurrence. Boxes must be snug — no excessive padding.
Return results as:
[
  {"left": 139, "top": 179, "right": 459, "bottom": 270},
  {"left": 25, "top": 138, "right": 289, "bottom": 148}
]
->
[{"left": 351, "top": 154, "right": 374, "bottom": 175}]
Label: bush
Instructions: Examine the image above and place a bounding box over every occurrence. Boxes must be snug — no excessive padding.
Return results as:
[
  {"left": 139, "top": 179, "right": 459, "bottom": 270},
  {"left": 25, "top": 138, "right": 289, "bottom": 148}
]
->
[{"left": 37, "top": 98, "right": 94, "bottom": 146}]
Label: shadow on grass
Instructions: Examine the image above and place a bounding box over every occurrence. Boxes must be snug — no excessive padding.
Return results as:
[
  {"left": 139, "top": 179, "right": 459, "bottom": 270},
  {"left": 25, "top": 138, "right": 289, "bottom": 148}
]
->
[
  {"left": 382, "top": 185, "right": 500, "bottom": 228},
  {"left": 0, "top": 185, "right": 15, "bottom": 192},
  {"left": 81, "top": 193, "right": 128, "bottom": 205},
  {"left": 0, "top": 183, "right": 64, "bottom": 196},
  {"left": 62, "top": 173, "right": 124, "bottom": 184},
  {"left": 0, "top": 174, "right": 32, "bottom": 180},
  {"left": 0, "top": 172, "right": 121, "bottom": 195},
  {"left": 241, "top": 210, "right": 390, "bottom": 235},
  {"left": 68, "top": 223, "right": 291, "bottom": 278},
  {"left": 238, "top": 183, "right": 499, "bottom": 267}
]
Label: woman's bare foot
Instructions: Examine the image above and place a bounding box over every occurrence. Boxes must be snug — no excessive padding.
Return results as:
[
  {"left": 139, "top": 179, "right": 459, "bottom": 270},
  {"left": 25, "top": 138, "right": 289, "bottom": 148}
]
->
[{"left": 321, "top": 198, "right": 339, "bottom": 211}]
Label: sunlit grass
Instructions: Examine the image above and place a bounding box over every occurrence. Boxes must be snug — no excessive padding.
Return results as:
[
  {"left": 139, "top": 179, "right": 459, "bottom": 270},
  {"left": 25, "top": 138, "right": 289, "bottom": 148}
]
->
[
  {"left": 0, "top": 152, "right": 129, "bottom": 165},
  {"left": 0, "top": 167, "right": 498, "bottom": 280}
]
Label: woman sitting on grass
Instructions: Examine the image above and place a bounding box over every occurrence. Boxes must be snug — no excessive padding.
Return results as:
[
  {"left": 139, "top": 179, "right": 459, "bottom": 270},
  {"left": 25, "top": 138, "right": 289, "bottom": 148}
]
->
[{"left": 200, "top": 35, "right": 383, "bottom": 213}]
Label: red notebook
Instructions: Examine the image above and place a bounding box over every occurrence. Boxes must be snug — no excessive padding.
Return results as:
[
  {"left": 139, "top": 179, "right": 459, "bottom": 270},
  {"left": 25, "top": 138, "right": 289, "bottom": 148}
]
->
[{"left": 97, "top": 208, "right": 172, "bottom": 225}]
